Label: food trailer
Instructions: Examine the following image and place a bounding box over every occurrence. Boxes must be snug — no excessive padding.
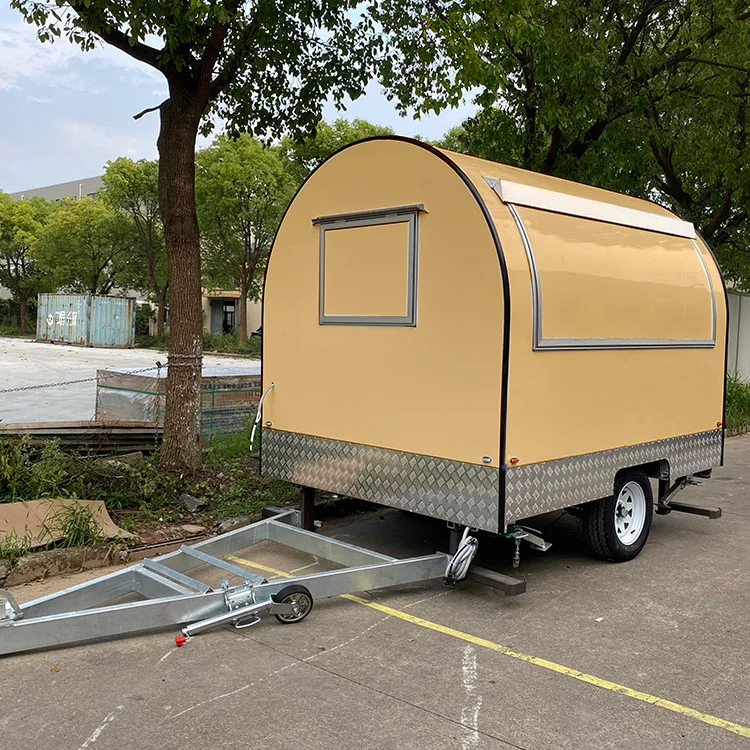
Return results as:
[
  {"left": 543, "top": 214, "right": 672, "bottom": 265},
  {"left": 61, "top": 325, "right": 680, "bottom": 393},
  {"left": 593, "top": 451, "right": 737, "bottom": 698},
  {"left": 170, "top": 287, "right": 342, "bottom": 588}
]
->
[
  {"left": 0, "top": 136, "right": 728, "bottom": 655},
  {"left": 260, "top": 136, "right": 727, "bottom": 562}
]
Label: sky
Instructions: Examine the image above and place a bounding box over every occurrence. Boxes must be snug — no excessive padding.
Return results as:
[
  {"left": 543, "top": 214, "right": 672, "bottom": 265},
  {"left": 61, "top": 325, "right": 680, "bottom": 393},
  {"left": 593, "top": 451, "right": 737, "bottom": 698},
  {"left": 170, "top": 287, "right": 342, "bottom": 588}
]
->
[{"left": 0, "top": 6, "right": 476, "bottom": 194}]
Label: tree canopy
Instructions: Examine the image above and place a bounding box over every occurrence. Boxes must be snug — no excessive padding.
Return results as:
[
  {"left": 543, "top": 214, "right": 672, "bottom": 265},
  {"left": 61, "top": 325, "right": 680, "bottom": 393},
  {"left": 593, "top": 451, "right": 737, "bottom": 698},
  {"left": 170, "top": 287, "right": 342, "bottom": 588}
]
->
[
  {"left": 102, "top": 157, "right": 169, "bottom": 336},
  {"left": 0, "top": 194, "right": 54, "bottom": 332},
  {"left": 281, "top": 118, "right": 395, "bottom": 184},
  {"left": 196, "top": 134, "right": 295, "bottom": 343},
  {"left": 382, "top": 0, "right": 749, "bottom": 281},
  {"left": 34, "top": 197, "right": 134, "bottom": 295}
]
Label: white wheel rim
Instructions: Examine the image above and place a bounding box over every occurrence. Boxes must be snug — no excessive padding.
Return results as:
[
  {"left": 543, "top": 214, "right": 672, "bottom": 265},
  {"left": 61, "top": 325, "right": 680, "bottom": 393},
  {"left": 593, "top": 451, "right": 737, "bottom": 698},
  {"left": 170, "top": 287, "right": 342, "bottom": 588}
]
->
[{"left": 614, "top": 481, "right": 647, "bottom": 545}]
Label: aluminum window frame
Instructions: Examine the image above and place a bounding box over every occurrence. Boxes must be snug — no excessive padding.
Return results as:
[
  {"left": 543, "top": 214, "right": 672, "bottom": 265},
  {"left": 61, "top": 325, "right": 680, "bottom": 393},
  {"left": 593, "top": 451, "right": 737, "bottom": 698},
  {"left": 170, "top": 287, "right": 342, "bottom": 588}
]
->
[
  {"left": 483, "top": 178, "right": 716, "bottom": 351},
  {"left": 313, "top": 204, "right": 423, "bottom": 326}
]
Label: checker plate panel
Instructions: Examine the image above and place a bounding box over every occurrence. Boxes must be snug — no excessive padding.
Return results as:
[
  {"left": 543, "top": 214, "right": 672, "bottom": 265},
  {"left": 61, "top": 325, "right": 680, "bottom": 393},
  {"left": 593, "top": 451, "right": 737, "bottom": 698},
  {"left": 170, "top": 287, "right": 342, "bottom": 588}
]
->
[
  {"left": 505, "top": 430, "right": 723, "bottom": 522},
  {"left": 262, "top": 429, "right": 722, "bottom": 530},
  {"left": 261, "top": 429, "right": 501, "bottom": 532}
]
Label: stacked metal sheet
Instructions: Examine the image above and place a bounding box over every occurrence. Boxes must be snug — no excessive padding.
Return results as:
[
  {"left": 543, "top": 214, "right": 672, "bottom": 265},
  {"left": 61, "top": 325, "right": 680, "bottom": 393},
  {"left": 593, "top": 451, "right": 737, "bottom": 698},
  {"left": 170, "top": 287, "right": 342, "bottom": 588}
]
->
[{"left": 95, "top": 365, "right": 261, "bottom": 437}]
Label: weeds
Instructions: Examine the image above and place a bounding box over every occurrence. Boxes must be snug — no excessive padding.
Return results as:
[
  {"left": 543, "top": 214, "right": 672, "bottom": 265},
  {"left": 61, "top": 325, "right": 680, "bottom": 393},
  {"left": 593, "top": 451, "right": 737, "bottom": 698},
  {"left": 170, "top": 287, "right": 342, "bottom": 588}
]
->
[
  {"left": 0, "top": 431, "right": 296, "bottom": 543},
  {"left": 725, "top": 375, "right": 750, "bottom": 433},
  {"left": 136, "top": 331, "right": 260, "bottom": 356},
  {"left": 0, "top": 530, "right": 31, "bottom": 567},
  {"left": 0, "top": 437, "right": 74, "bottom": 502},
  {"left": 202, "top": 330, "right": 260, "bottom": 356},
  {"left": 40, "top": 502, "right": 102, "bottom": 549}
]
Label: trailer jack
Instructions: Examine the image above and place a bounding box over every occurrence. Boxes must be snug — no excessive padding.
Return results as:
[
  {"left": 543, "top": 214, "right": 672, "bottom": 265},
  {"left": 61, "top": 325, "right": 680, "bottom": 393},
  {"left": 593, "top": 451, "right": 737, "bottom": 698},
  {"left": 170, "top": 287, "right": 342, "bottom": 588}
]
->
[
  {"left": 0, "top": 510, "right": 451, "bottom": 656},
  {"left": 506, "top": 525, "right": 552, "bottom": 568},
  {"left": 656, "top": 476, "right": 722, "bottom": 519}
]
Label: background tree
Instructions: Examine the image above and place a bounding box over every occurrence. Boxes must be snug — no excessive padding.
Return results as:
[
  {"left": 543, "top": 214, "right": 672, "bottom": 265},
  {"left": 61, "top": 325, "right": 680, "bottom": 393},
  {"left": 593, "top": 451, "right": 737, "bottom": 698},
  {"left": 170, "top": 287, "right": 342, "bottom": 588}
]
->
[
  {"left": 11, "top": 0, "right": 387, "bottom": 469},
  {"left": 0, "top": 194, "right": 54, "bottom": 333},
  {"left": 196, "top": 135, "right": 295, "bottom": 344},
  {"left": 281, "top": 118, "right": 395, "bottom": 184},
  {"left": 102, "top": 158, "right": 169, "bottom": 337},
  {"left": 381, "top": 0, "right": 749, "bottom": 268},
  {"left": 34, "top": 198, "right": 133, "bottom": 295}
]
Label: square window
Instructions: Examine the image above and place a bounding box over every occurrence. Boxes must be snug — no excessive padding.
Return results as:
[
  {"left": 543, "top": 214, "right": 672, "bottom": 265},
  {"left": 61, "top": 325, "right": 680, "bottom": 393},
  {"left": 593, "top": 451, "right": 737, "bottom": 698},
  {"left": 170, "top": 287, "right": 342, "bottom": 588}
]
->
[{"left": 313, "top": 204, "right": 422, "bottom": 326}]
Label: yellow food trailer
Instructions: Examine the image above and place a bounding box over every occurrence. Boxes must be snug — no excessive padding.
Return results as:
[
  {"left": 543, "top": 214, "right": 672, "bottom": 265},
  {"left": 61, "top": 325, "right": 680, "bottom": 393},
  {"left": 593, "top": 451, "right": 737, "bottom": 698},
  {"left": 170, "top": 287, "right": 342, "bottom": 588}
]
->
[{"left": 260, "top": 136, "right": 726, "bottom": 563}]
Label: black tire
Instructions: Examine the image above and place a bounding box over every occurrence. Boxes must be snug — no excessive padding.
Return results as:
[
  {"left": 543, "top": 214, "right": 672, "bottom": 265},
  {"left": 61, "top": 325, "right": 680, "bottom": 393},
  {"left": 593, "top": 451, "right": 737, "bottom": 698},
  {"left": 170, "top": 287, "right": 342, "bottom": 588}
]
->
[
  {"left": 584, "top": 471, "right": 653, "bottom": 562},
  {"left": 272, "top": 584, "right": 313, "bottom": 624}
]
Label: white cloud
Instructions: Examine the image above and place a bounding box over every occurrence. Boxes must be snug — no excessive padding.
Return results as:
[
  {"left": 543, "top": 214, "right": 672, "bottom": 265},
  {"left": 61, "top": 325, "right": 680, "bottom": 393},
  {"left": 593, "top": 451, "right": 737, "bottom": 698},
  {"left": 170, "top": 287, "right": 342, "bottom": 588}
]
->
[
  {"left": 24, "top": 94, "right": 52, "bottom": 104},
  {"left": 57, "top": 119, "right": 159, "bottom": 162},
  {"left": 0, "top": 18, "right": 161, "bottom": 93}
]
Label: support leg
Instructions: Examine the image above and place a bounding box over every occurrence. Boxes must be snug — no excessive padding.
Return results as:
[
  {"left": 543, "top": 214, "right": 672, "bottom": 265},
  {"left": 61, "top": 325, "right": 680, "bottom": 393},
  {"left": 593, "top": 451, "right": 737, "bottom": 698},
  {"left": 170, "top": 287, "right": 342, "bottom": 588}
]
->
[
  {"left": 448, "top": 525, "right": 460, "bottom": 555},
  {"left": 300, "top": 486, "right": 316, "bottom": 532}
]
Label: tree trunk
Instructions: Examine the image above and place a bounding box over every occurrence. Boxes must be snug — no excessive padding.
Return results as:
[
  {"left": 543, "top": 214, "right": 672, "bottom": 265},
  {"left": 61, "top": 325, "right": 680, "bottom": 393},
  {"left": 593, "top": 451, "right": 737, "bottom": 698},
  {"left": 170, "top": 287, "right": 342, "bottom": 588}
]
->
[
  {"left": 156, "top": 286, "right": 168, "bottom": 339},
  {"left": 18, "top": 293, "right": 29, "bottom": 334},
  {"left": 238, "top": 281, "right": 248, "bottom": 345},
  {"left": 157, "top": 92, "right": 204, "bottom": 470}
]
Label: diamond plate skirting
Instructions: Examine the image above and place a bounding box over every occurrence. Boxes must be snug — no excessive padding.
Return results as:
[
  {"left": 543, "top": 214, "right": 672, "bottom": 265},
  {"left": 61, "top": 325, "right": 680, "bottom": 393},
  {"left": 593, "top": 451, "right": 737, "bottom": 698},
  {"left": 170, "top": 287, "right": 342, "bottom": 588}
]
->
[
  {"left": 262, "top": 429, "right": 722, "bottom": 531},
  {"left": 261, "top": 429, "right": 501, "bottom": 532},
  {"left": 505, "top": 430, "right": 723, "bottom": 523}
]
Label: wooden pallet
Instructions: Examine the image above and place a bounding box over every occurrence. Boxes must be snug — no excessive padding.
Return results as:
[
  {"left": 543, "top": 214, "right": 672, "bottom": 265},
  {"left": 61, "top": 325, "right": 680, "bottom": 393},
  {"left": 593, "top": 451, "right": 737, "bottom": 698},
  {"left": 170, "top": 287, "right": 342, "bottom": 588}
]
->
[{"left": 0, "top": 420, "right": 162, "bottom": 453}]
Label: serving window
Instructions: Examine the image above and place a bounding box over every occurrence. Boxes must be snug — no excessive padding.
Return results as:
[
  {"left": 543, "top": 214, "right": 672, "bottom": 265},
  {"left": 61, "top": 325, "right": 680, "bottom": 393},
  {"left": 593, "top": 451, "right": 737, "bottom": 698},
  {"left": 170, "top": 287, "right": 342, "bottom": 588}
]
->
[{"left": 513, "top": 206, "right": 715, "bottom": 349}]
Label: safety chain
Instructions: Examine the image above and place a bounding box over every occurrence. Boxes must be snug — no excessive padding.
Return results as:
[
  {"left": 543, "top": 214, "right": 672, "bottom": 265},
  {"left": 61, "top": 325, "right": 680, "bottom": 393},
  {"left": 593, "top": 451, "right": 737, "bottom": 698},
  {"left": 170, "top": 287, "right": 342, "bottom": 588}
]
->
[
  {"left": 166, "top": 353, "right": 204, "bottom": 367},
  {"left": 0, "top": 360, "right": 198, "bottom": 395}
]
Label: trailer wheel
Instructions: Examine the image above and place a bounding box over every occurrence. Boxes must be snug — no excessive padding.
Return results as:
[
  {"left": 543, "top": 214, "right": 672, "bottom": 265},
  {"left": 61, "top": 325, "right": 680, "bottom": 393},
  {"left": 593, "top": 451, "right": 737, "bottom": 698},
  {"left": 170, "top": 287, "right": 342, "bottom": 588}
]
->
[
  {"left": 272, "top": 584, "right": 313, "bottom": 624},
  {"left": 584, "top": 471, "right": 653, "bottom": 562}
]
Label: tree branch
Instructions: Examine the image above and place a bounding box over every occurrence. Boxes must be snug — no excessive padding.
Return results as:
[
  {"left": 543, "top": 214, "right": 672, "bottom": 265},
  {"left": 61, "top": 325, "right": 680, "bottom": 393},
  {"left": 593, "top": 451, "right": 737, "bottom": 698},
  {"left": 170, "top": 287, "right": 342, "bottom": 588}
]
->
[
  {"left": 617, "top": 0, "right": 666, "bottom": 67},
  {"left": 701, "top": 189, "right": 733, "bottom": 239},
  {"left": 541, "top": 125, "right": 562, "bottom": 173},
  {"left": 682, "top": 58, "right": 750, "bottom": 74},
  {"left": 68, "top": 1, "right": 163, "bottom": 71},
  {"left": 133, "top": 101, "right": 166, "bottom": 120}
]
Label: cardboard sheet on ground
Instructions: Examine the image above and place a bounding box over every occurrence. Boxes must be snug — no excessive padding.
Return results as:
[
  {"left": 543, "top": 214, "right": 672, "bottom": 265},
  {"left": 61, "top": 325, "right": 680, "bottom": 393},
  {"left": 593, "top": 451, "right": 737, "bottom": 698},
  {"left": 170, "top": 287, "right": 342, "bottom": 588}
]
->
[{"left": 0, "top": 499, "right": 135, "bottom": 547}]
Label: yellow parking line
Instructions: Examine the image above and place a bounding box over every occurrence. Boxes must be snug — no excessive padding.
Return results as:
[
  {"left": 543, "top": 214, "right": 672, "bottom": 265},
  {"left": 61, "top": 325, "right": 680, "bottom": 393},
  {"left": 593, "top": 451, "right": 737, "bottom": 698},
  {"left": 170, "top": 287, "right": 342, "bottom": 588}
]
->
[
  {"left": 227, "top": 556, "right": 293, "bottom": 578},
  {"left": 227, "top": 555, "right": 750, "bottom": 739}
]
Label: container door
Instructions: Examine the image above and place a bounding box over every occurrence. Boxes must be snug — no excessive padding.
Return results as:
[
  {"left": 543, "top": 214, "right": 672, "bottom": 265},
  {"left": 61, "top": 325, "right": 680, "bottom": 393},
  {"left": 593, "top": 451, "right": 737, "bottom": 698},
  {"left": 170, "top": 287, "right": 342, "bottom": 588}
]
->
[
  {"left": 89, "top": 296, "right": 136, "bottom": 348},
  {"left": 35, "top": 294, "right": 89, "bottom": 345}
]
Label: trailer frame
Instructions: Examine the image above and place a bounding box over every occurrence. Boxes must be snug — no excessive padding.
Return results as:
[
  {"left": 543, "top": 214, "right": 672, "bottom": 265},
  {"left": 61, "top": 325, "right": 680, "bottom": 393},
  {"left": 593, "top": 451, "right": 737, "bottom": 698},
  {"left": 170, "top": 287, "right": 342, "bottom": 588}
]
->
[{"left": 0, "top": 510, "right": 451, "bottom": 656}]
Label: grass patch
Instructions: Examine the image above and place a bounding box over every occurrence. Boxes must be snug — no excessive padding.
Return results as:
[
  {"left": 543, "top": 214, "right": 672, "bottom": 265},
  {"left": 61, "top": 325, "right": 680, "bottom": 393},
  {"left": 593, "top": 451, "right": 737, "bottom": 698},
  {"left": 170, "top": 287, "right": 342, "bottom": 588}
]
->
[
  {"left": 202, "top": 330, "right": 260, "bottom": 356},
  {"left": 209, "top": 476, "right": 298, "bottom": 521},
  {"left": 204, "top": 426, "right": 259, "bottom": 465},
  {"left": 0, "top": 530, "right": 32, "bottom": 567},
  {"left": 135, "top": 334, "right": 169, "bottom": 350},
  {"left": 725, "top": 375, "right": 750, "bottom": 433}
]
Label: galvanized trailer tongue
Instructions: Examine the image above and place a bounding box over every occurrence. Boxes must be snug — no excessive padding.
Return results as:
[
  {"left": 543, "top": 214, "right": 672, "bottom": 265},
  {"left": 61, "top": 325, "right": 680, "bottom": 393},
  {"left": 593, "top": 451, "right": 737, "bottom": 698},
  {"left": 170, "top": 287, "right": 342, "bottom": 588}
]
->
[{"left": 0, "top": 510, "right": 451, "bottom": 656}]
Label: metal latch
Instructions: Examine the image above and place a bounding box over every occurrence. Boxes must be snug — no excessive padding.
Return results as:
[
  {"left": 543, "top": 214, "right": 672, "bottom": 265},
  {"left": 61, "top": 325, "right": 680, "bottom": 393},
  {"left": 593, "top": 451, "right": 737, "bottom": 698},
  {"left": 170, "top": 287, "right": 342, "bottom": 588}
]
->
[{"left": 0, "top": 590, "right": 23, "bottom": 625}]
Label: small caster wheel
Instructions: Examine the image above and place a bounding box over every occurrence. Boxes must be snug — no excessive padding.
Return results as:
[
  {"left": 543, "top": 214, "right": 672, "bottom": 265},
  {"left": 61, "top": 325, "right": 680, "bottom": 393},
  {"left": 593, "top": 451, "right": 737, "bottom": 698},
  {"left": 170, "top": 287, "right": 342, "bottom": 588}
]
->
[{"left": 272, "top": 584, "right": 313, "bottom": 624}]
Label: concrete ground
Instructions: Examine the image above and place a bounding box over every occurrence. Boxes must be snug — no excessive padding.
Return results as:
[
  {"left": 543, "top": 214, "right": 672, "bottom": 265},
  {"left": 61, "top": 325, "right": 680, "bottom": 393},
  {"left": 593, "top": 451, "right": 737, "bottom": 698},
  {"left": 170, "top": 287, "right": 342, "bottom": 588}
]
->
[
  {"left": 0, "top": 336, "right": 258, "bottom": 423},
  {"left": 2, "top": 438, "right": 749, "bottom": 749}
]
